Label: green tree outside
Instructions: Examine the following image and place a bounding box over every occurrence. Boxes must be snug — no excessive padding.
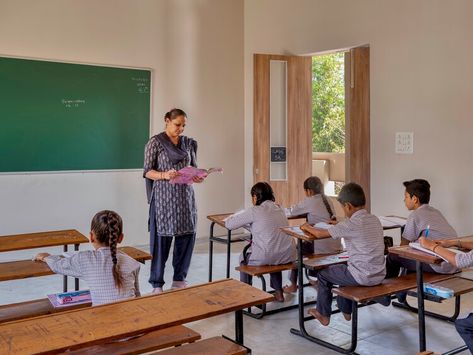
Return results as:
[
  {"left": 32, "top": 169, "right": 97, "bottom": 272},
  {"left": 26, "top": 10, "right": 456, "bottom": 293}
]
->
[{"left": 312, "top": 52, "right": 345, "bottom": 153}]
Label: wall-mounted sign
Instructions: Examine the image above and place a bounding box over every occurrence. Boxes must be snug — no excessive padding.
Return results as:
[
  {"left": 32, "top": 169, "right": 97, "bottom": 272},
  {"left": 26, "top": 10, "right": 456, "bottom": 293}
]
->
[{"left": 271, "top": 146, "right": 286, "bottom": 162}]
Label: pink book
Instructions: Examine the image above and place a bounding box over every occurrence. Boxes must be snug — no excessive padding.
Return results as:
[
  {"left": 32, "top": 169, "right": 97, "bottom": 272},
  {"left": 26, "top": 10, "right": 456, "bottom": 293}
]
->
[{"left": 170, "top": 167, "right": 223, "bottom": 185}]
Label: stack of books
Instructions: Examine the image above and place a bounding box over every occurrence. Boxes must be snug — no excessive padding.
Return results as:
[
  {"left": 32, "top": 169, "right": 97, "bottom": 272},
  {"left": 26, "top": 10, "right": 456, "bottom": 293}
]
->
[{"left": 47, "top": 290, "right": 91, "bottom": 308}]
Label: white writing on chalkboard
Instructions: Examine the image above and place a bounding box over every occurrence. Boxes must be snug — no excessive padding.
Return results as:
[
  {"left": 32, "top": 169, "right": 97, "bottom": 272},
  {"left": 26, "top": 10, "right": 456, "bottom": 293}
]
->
[
  {"left": 131, "top": 77, "right": 150, "bottom": 94},
  {"left": 62, "top": 99, "right": 86, "bottom": 108}
]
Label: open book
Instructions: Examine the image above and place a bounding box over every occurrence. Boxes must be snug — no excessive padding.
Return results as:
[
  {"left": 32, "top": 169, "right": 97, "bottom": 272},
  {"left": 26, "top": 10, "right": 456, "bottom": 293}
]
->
[
  {"left": 409, "top": 242, "right": 464, "bottom": 263},
  {"left": 170, "top": 166, "right": 223, "bottom": 185}
]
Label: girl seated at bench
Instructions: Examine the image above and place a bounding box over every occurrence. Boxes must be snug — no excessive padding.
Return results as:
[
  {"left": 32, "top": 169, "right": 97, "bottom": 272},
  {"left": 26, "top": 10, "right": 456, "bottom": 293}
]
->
[
  {"left": 225, "top": 182, "right": 296, "bottom": 302},
  {"left": 34, "top": 210, "right": 141, "bottom": 305},
  {"left": 420, "top": 236, "right": 473, "bottom": 352},
  {"left": 283, "top": 176, "right": 342, "bottom": 293}
]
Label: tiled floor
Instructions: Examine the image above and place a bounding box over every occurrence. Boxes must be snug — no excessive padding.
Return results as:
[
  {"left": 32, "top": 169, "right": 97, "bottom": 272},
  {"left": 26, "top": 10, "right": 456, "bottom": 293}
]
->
[{"left": 0, "top": 238, "right": 470, "bottom": 354}]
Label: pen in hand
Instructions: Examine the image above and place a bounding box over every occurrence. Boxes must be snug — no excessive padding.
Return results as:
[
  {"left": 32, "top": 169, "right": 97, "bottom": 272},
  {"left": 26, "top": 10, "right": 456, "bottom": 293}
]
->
[{"left": 424, "top": 224, "right": 430, "bottom": 238}]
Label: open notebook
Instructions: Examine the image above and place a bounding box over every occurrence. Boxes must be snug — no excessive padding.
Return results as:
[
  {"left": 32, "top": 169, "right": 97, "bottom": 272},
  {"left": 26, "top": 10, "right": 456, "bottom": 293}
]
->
[{"left": 409, "top": 242, "right": 464, "bottom": 263}]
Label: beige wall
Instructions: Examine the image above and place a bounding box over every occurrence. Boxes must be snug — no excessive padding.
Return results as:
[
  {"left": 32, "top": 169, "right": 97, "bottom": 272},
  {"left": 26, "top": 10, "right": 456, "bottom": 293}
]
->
[
  {"left": 245, "top": 0, "right": 473, "bottom": 234},
  {"left": 0, "top": 0, "right": 244, "bottom": 244}
]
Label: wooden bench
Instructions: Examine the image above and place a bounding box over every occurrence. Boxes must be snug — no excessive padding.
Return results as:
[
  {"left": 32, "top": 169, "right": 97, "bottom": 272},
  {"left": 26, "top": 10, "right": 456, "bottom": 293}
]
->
[
  {"left": 65, "top": 326, "right": 201, "bottom": 354},
  {"left": 154, "top": 336, "right": 248, "bottom": 355},
  {"left": 391, "top": 276, "right": 473, "bottom": 323},
  {"left": 302, "top": 273, "right": 456, "bottom": 354}
]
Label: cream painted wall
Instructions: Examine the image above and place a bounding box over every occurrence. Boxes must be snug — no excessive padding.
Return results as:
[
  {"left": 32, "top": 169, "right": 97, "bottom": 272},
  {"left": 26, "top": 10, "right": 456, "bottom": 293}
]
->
[
  {"left": 0, "top": 0, "right": 244, "bottom": 244},
  {"left": 244, "top": 0, "right": 473, "bottom": 234}
]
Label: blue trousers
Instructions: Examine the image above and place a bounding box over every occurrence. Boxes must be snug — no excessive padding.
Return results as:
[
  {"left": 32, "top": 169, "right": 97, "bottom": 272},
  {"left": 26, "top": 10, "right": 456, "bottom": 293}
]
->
[
  {"left": 456, "top": 313, "right": 473, "bottom": 352},
  {"left": 316, "top": 264, "right": 359, "bottom": 317},
  {"left": 148, "top": 203, "right": 196, "bottom": 288}
]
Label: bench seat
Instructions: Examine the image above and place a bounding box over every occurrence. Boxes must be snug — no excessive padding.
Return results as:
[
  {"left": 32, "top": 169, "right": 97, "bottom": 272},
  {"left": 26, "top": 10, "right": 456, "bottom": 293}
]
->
[
  {"left": 154, "top": 336, "right": 247, "bottom": 355},
  {"left": 235, "top": 262, "right": 295, "bottom": 276},
  {"left": 65, "top": 326, "right": 201, "bottom": 354},
  {"left": 334, "top": 273, "right": 454, "bottom": 303}
]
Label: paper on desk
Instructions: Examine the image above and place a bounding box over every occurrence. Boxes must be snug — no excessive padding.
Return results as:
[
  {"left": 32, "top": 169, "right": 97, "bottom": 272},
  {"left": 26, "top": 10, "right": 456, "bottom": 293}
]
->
[
  {"left": 170, "top": 166, "right": 223, "bottom": 185},
  {"left": 378, "top": 216, "right": 407, "bottom": 228},
  {"left": 409, "top": 242, "right": 463, "bottom": 263}
]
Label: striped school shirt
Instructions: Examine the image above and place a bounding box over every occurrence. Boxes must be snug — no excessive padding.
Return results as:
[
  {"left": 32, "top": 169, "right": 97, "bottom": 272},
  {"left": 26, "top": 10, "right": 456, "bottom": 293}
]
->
[
  {"left": 45, "top": 247, "right": 141, "bottom": 306},
  {"left": 456, "top": 251, "right": 473, "bottom": 269},
  {"left": 328, "top": 209, "right": 386, "bottom": 286},
  {"left": 225, "top": 200, "right": 296, "bottom": 266},
  {"left": 403, "top": 204, "right": 458, "bottom": 273},
  {"left": 286, "top": 195, "right": 342, "bottom": 254}
]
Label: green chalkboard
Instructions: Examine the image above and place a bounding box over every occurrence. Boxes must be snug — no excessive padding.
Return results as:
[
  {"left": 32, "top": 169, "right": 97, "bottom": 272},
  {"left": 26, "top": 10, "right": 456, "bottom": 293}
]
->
[{"left": 0, "top": 56, "right": 151, "bottom": 172}]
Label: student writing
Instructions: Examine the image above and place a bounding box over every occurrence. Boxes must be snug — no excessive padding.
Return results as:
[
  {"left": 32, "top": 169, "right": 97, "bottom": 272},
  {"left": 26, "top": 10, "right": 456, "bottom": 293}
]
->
[
  {"left": 34, "top": 210, "right": 141, "bottom": 306},
  {"left": 225, "top": 182, "right": 296, "bottom": 302}
]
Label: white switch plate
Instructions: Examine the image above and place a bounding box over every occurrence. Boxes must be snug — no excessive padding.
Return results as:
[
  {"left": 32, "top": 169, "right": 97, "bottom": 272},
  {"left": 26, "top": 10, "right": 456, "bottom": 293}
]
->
[{"left": 395, "top": 132, "right": 414, "bottom": 154}]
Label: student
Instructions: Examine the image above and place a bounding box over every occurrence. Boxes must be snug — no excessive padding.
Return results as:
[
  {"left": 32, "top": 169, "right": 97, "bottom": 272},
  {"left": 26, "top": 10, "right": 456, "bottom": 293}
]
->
[
  {"left": 284, "top": 176, "right": 342, "bottom": 293},
  {"left": 225, "top": 182, "right": 296, "bottom": 302},
  {"left": 419, "top": 236, "right": 473, "bottom": 352},
  {"left": 301, "top": 182, "right": 386, "bottom": 326},
  {"left": 34, "top": 210, "right": 141, "bottom": 306},
  {"left": 386, "top": 179, "right": 458, "bottom": 277}
]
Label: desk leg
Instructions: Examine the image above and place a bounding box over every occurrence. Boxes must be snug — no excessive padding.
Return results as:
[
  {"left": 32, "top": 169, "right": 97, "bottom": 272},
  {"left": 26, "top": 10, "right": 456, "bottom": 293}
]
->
[
  {"left": 416, "top": 260, "right": 426, "bottom": 352},
  {"left": 208, "top": 222, "right": 215, "bottom": 282},
  {"left": 235, "top": 309, "right": 244, "bottom": 345},
  {"left": 226, "top": 229, "right": 232, "bottom": 279},
  {"left": 74, "top": 244, "right": 80, "bottom": 291},
  {"left": 63, "top": 245, "right": 68, "bottom": 292}
]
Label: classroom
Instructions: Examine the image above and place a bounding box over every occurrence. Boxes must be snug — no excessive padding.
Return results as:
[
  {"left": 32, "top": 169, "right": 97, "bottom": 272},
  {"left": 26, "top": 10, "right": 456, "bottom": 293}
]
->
[{"left": 1, "top": 0, "right": 473, "bottom": 354}]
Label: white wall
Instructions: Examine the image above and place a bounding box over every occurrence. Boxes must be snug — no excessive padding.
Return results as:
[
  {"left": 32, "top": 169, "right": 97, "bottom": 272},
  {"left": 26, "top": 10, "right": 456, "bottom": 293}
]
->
[
  {"left": 244, "top": 0, "right": 473, "bottom": 235},
  {"left": 0, "top": 0, "right": 244, "bottom": 244}
]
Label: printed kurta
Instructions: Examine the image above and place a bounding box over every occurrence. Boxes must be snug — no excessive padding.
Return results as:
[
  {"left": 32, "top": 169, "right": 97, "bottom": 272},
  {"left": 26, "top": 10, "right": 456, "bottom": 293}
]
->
[{"left": 143, "top": 134, "right": 197, "bottom": 237}]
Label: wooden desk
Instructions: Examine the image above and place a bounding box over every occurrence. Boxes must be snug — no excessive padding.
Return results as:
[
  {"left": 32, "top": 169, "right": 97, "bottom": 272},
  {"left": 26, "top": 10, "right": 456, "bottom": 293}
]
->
[
  {"left": 389, "top": 246, "right": 442, "bottom": 352},
  {"left": 0, "top": 279, "right": 272, "bottom": 354},
  {"left": 0, "top": 230, "right": 88, "bottom": 252},
  {"left": 0, "top": 246, "right": 151, "bottom": 282},
  {"left": 0, "top": 229, "right": 89, "bottom": 292}
]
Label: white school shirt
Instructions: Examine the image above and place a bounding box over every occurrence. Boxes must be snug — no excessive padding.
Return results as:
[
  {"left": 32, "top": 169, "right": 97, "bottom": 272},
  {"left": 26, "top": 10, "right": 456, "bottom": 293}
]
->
[
  {"left": 328, "top": 209, "right": 386, "bottom": 286},
  {"left": 403, "top": 204, "right": 458, "bottom": 274},
  {"left": 286, "top": 195, "right": 342, "bottom": 254},
  {"left": 45, "top": 247, "right": 141, "bottom": 306},
  {"left": 225, "top": 200, "right": 296, "bottom": 265},
  {"left": 456, "top": 251, "right": 473, "bottom": 269}
]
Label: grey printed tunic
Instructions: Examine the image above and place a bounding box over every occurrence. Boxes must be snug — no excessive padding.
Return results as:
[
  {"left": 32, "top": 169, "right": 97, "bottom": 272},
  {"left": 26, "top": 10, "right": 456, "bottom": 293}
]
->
[{"left": 143, "top": 134, "right": 197, "bottom": 237}]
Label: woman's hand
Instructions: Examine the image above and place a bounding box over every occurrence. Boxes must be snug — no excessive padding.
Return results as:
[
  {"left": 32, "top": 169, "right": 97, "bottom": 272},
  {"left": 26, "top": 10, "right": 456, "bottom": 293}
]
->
[
  {"left": 419, "top": 237, "right": 438, "bottom": 251},
  {"left": 192, "top": 175, "right": 205, "bottom": 183},
  {"left": 34, "top": 253, "right": 50, "bottom": 262},
  {"left": 163, "top": 169, "right": 179, "bottom": 180}
]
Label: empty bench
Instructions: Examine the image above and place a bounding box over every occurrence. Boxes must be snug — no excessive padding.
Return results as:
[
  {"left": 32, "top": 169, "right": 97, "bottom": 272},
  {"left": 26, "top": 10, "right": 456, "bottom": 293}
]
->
[{"left": 155, "top": 336, "right": 248, "bottom": 355}]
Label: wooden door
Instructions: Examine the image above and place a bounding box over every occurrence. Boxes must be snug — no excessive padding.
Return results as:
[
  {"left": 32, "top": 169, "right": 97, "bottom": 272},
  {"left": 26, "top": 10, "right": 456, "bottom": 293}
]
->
[
  {"left": 345, "top": 47, "right": 370, "bottom": 210},
  {"left": 253, "top": 54, "right": 312, "bottom": 207}
]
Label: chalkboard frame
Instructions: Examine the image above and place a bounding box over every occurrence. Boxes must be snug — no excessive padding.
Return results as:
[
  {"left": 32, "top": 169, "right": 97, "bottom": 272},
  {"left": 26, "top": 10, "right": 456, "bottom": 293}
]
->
[{"left": 0, "top": 54, "right": 153, "bottom": 174}]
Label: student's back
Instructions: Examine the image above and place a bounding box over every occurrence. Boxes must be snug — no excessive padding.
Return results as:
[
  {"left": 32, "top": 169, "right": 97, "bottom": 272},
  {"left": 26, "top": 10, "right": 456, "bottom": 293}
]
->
[
  {"left": 47, "top": 248, "right": 140, "bottom": 305},
  {"left": 329, "top": 209, "right": 385, "bottom": 285},
  {"left": 403, "top": 204, "right": 457, "bottom": 241},
  {"left": 226, "top": 200, "right": 295, "bottom": 265}
]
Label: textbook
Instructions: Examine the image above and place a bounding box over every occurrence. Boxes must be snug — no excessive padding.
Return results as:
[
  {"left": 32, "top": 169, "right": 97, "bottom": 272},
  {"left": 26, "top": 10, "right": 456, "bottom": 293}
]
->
[
  {"left": 170, "top": 166, "right": 223, "bottom": 185},
  {"left": 47, "top": 290, "right": 91, "bottom": 308},
  {"left": 409, "top": 242, "right": 464, "bottom": 262}
]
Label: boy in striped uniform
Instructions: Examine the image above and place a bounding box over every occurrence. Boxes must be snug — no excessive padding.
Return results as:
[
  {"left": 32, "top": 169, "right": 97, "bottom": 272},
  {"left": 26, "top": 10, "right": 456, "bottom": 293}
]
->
[
  {"left": 302, "top": 183, "right": 386, "bottom": 325},
  {"left": 386, "top": 179, "right": 458, "bottom": 277}
]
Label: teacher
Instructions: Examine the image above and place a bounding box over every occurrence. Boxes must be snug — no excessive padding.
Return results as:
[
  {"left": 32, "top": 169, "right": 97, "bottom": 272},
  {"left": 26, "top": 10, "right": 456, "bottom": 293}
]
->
[{"left": 143, "top": 108, "right": 202, "bottom": 294}]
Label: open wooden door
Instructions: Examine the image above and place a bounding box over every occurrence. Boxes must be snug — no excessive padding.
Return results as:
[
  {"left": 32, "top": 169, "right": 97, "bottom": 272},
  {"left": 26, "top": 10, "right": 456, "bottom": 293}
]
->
[
  {"left": 253, "top": 54, "right": 312, "bottom": 207},
  {"left": 345, "top": 46, "right": 371, "bottom": 210}
]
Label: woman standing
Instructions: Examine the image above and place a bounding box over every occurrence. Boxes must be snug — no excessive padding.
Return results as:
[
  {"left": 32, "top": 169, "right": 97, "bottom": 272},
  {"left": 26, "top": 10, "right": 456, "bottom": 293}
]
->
[{"left": 144, "top": 108, "right": 202, "bottom": 293}]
